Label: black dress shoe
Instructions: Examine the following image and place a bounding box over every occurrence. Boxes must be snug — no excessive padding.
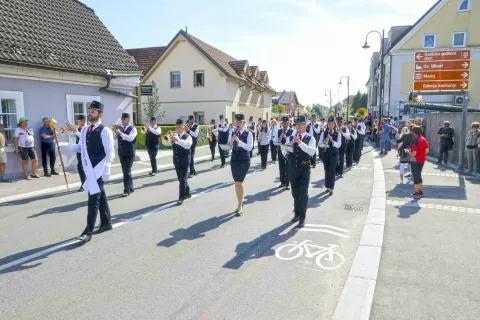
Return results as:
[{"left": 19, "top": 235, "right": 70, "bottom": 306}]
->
[
  {"left": 285, "top": 186, "right": 290, "bottom": 190},
  {"left": 220, "top": 164, "right": 225, "bottom": 168},
  {"left": 77, "top": 187, "right": 84, "bottom": 192},
  {"left": 177, "top": 200, "right": 183, "bottom": 205},
  {"left": 76, "top": 234, "right": 92, "bottom": 242},
  {"left": 51, "top": 171, "right": 60, "bottom": 176},
  {"left": 151, "top": 172, "right": 157, "bottom": 176},
  {"left": 129, "top": 189, "right": 135, "bottom": 193},
  {"left": 291, "top": 216, "right": 300, "bottom": 223},
  {"left": 184, "top": 194, "right": 192, "bottom": 199},
  {"left": 121, "top": 192, "right": 129, "bottom": 197},
  {"left": 297, "top": 220, "right": 305, "bottom": 228},
  {"left": 188, "top": 175, "right": 193, "bottom": 178},
  {"left": 95, "top": 225, "right": 113, "bottom": 234},
  {"left": 278, "top": 183, "right": 286, "bottom": 188}
]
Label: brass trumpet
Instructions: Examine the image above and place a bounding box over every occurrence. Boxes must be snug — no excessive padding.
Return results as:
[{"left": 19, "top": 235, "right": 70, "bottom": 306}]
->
[
  {"left": 111, "top": 124, "right": 119, "bottom": 132},
  {"left": 59, "top": 122, "right": 77, "bottom": 133},
  {"left": 162, "top": 131, "right": 174, "bottom": 144},
  {"left": 141, "top": 123, "right": 148, "bottom": 133}
]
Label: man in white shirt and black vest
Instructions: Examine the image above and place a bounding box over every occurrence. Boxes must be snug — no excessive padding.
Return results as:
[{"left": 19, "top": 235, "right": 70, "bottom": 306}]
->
[
  {"left": 274, "top": 116, "right": 293, "bottom": 190},
  {"left": 308, "top": 114, "right": 322, "bottom": 168},
  {"left": 335, "top": 117, "right": 350, "bottom": 178},
  {"left": 142, "top": 117, "right": 162, "bottom": 176},
  {"left": 319, "top": 117, "right": 342, "bottom": 195},
  {"left": 286, "top": 116, "right": 317, "bottom": 228},
  {"left": 207, "top": 119, "right": 217, "bottom": 162},
  {"left": 185, "top": 115, "right": 199, "bottom": 178},
  {"left": 163, "top": 119, "right": 193, "bottom": 205},
  {"left": 353, "top": 117, "right": 366, "bottom": 163},
  {"left": 71, "top": 101, "right": 114, "bottom": 242},
  {"left": 216, "top": 115, "right": 230, "bottom": 168},
  {"left": 74, "top": 115, "right": 87, "bottom": 192},
  {"left": 247, "top": 116, "right": 257, "bottom": 158},
  {"left": 115, "top": 113, "right": 137, "bottom": 197},
  {"left": 317, "top": 117, "right": 326, "bottom": 163}
]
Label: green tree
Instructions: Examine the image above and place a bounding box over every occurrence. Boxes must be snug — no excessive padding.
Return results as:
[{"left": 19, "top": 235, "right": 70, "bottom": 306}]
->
[
  {"left": 311, "top": 104, "right": 325, "bottom": 117},
  {"left": 272, "top": 104, "right": 287, "bottom": 114},
  {"left": 143, "top": 81, "right": 165, "bottom": 123}
]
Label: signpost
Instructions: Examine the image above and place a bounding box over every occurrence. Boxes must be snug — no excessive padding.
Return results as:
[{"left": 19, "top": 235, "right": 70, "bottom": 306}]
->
[{"left": 413, "top": 49, "right": 471, "bottom": 170}]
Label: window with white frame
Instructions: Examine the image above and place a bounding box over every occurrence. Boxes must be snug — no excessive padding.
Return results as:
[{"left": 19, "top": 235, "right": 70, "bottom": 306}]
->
[
  {"left": 66, "top": 95, "right": 99, "bottom": 141},
  {"left": 423, "top": 34, "right": 436, "bottom": 49},
  {"left": 194, "top": 71, "right": 205, "bottom": 87},
  {"left": 458, "top": 0, "right": 471, "bottom": 11},
  {"left": 0, "top": 91, "right": 25, "bottom": 144},
  {"left": 453, "top": 32, "right": 467, "bottom": 47},
  {"left": 170, "top": 72, "right": 181, "bottom": 88}
]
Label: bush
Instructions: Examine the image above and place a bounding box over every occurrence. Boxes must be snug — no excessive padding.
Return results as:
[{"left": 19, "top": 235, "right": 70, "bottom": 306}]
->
[{"left": 135, "top": 125, "right": 209, "bottom": 150}]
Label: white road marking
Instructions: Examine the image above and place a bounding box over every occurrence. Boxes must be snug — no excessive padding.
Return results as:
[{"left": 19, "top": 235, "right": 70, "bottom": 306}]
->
[
  {"left": 333, "top": 142, "right": 386, "bottom": 320},
  {"left": 386, "top": 199, "right": 480, "bottom": 214},
  {"left": 300, "top": 229, "right": 350, "bottom": 238},
  {"left": 304, "top": 224, "right": 350, "bottom": 232},
  {"left": 300, "top": 224, "right": 351, "bottom": 238},
  {"left": 0, "top": 162, "right": 273, "bottom": 272},
  {"left": 275, "top": 240, "right": 345, "bottom": 270}
]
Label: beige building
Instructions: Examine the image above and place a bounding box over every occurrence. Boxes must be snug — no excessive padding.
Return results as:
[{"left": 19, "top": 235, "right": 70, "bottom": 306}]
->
[
  {"left": 383, "top": 0, "right": 480, "bottom": 117},
  {"left": 128, "top": 30, "right": 275, "bottom": 124}
]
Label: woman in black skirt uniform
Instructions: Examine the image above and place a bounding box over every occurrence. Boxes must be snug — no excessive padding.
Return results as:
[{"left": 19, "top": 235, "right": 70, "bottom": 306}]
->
[
  {"left": 229, "top": 114, "right": 253, "bottom": 215},
  {"left": 318, "top": 117, "right": 342, "bottom": 195}
]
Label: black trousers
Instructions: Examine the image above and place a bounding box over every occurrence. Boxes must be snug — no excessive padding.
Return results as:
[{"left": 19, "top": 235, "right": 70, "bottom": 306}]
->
[
  {"left": 190, "top": 140, "right": 197, "bottom": 175},
  {"left": 346, "top": 144, "right": 355, "bottom": 168},
  {"left": 438, "top": 143, "right": 449, "bottom": 164},
  {"left": 323, "top": 151, "right": 338, "bottom": 189},
  {"left": 41, "top": 142, "right": 56, "bottom": 171},
  {"left": 209, "top": 140, "right": 217, "bottom": 160},
  {"left": 251, "top": 137, "right": 255, "bottom": 158},
  {"left": 76, "top": 153, "right": 86, "bottom": 185},
  {"left": 175, "top": 163, "right": 190, "bottom": 199},
  {"left": 336, "top": 148, "right": 346, "bottom": 175},
  {"left": 147, "top": 147, "right": 159, "bottom": 173},
  {"left": 317, "top": 147, "right": 324, "bottom": 163},
  {"left": 354, "top": 136, "right": 363, "bottom": 162},
  {"left": 289, "top": 167, "right": 311, "bottom": 221},
  {"left": 270, "top": 141, "right": 278, "bottom": 162},
  {"left": 411, "top": 162, "right": 424, "bottom": 184},
  {"left": 218, "top": 144, "right": 226, "bottom": 165},
  {"left": 119, "top": 155, "right": 134, "bottom": 193},
  {"left": 85, "top": 178, "right": 111, "bottom": 234},
  {"left": 259, "top": 144, "right": 269, "bottom": 168},
  {"left": 278, "top": 148, "right": 289, "bottom": 186}
]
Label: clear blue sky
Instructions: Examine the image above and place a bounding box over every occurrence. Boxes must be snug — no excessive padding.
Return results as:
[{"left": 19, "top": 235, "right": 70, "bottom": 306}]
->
[{"left": 82, "top": 0, "right": 438, "bottom": 105}]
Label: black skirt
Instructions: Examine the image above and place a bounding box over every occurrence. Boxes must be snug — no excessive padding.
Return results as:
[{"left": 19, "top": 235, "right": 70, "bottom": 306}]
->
[{"left": 230, "top": 160, "right": 250, "bottom": 182}]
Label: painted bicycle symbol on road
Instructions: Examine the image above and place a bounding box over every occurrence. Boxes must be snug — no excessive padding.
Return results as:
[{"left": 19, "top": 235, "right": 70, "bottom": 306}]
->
[{"left": 275, "top": 240, "right": 345, "bottom": 270}]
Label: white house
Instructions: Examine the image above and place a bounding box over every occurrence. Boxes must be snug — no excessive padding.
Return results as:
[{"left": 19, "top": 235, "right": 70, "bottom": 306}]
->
[{"left": 129, "top": 30, "right": 275, "bottom": 124}]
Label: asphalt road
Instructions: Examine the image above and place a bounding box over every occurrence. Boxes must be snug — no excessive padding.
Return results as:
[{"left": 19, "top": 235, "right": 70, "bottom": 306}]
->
[{"left": 1, "top": 146, "right": 375, "bottom": 320}]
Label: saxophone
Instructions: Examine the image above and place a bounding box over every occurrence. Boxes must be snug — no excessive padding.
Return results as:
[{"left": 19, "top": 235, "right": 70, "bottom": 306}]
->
[{"left": 209, "top": 124, "right": 214, "bottom": 142}]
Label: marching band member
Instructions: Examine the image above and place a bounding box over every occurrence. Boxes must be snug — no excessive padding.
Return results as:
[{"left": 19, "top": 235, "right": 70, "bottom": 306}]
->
[
  {"left": 269, "top": 118, "right": 279, "bottom": 164},
  {"left": 71, "top": 101, "right": 114, "bottom": 242},
  {"left": 216, "top": 115, "right": 230, "bottom": 167},
  {"left": 258, "top": 120, "right": 271, "bottom": 170},
  {"left": 319, "top": 117, "right": 342, "bottom": 195},
  {"left": 308, "top": 114, "right": 321, "bottom": 168},
  {"left": 207, "top": 119, "right": 217, "bottom": 162},
  {"left": 353, "top": 117, "right": 366, "bottom": 164},
  {"left": 115, "top": 113, "right": 137, "bottom": 197},
  {"left": 335, "top": 117, "right": 350, "bottom": 178},
  {"left": 163, "top": 119, "right": 193, "bottom": 205},
  {"left": 247, "top": 116, "right": 257, "bottom": 158},
  {"left": 75, "top": 115, "right": 87, "bottom": 191},
  {"left": 345, "top": 120, "right": 357, "bottom": 170},
  {"left": 286, "top": 116, "right": 317, "bottom": 228},
  {"left": 185, "top": 115, "right": 199, "bottom": 178},
  {"left": 256, "top": 117, "right": 262, "bottom": 155},
  {"left": 229, "top": 114, "right": 253, "bottom": 216},
  {"left": 275, "top": 116, "right": 294, "bottom": 190},
  {"left": 317, "top": 117, "right": 326, "bottom": 163},
  {"left": 142, "top": 117, "right": 162, "bottom": 176}
]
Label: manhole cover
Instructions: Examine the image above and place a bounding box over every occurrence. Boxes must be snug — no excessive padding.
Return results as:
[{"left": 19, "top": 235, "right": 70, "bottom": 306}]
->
[{"left": 344, "top": 204, "right": 364, "bottom": 212}]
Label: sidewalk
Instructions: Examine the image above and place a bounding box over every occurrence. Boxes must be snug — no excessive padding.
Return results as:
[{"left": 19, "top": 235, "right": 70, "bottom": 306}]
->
[
  {"left": 0, "top": 146, "right": 213, "bottom": 201},
  {"left": 370, "top": 144, "right": 480, "bottom": 320}
]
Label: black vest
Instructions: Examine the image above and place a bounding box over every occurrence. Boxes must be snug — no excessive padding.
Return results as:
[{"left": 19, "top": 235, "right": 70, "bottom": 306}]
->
[
  {"left": 217, "top": 123, "right": 229, "bottom": 144},
  {"left": 208, "top": 126, "right": 217, "bottom": 142},
  {"left": 347, "top": 128, "right": 355, "bottom": 147},
  {"left": 278, "top": 128, "right": 293, "bottom": 144},
  {"left": 249, "top": 123, "right": 256, "bottom": 140},
  {"left": 357, "top": 124, "right": 364, "bottom": 136},
  {"left": 339, "top": 127, "right": 347, "bottom": 150},
  {"left": 190, "top": 123, "right": 199, "bottom": 143},
  {"left": 323, "top": 131, "right": 340, "bottom": 154},
  {"left": 146, "top": 127, "right": 160, "bottom": 149},
  {"left": 118, "top": 126, "right": 136, "bottom": 157},
  {"left": 231, "top": 130, "right": 250, "bottom": 161},
  {"left": 311, "top": 123, "right": 321, "bottom": 141},
  {"left": 86, "top": 125, "right": 106, "bottom": 168},
  {"left": 75, "top": 127, "right": 81, "bottom": 144},
  {"left": 173, "top": 133, "right": 191, "bottom": 166},
  {"left": 288, "top": 135, "right": 312, "bottom": 169}
]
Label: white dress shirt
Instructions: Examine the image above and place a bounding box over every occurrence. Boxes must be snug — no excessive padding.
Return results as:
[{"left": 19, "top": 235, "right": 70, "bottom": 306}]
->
[
  {"left": 356, "top": 123, "right": 366, "bottom": 135},
  {"left": 70, "top": 121, "right": 115, "bottom": 173},
  {"left": 214, "top": 121, "right": 229, "bottom": 137},
  {"left": 349, "top": 127, "right": 358, "bottom": 140},
  {"left": 188, "top": 123, "right": 200, "bottom": 138},
  {"left": 118, "top": 125, "right": 138, "bottom": 142},
  {"left": 147, "top": 125, "right": 162, "bottom": 135},
  {"left": 273, "top": 126, "right": 289, "bottom": 144},
  {"left": 229, "top": 129, "right": 253, "bottom": 151},
  {"left": 163, "top": 131, "right": 193, "bottom": 149},
  {"left": 287, "top": 132, "right": 317, "bottom": 156},
  {"left": 258, "top": 130, "right": 271, "bottom": 146},
  {"left": 318, "top": 130, "right": 342, "bottom": 149},
  {"left": 248, "top": 122, "right": 257, "bottom": 135},
  {"left": 339, "top": 126, "right": 351, "bottom": 140},
  {"left": 312, "top": 122, "right": 322, "bottom": 135}
]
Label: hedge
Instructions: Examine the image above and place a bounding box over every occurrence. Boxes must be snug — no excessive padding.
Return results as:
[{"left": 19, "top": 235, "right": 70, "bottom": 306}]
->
[{"left": 135, "top": 125, "right": 210, "bottom": 150}]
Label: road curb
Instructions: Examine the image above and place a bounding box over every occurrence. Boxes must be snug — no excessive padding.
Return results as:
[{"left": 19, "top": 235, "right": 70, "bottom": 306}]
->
[{"left": 332, "top": 142, "right": 386, "bottom": 320}]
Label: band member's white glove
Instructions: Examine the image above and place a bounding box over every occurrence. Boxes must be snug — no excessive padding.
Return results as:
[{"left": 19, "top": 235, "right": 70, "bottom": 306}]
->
[{"left": 102, "top": 170, "right": 111, "bottom": 182}]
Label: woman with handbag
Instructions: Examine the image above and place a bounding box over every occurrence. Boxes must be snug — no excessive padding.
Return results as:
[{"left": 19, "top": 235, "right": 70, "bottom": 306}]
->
[
  {"left": 396, "top": 126, "right": 413, "bottom": 184},
  {"left": 409, "top": 126, "right": 429, "bottom": 199}
]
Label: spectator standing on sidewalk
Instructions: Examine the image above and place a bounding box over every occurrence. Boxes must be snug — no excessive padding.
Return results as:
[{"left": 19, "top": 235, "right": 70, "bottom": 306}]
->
[
  {"left": 379, "top": 119, "right": 390, "bottom": 155},
  {"left": 0, "top": 122, "right": 7, "bottom": 182},
  {"left": 465, "top": 122, "right": 479, "bottom": 176},
  {"left": 14, "top": 117, "right": 39, "bottom": 180},
  {"left": 396, "top": 126, "right": 413, "bottom": 184},
  {"left": 410, "top": 126, "right": 429, "bottom": 200},
  {"left": 39, "top": 117, "right": 59, "bottom": 176},
  {"left": 436, "top": 121, "right": 454, "bottom": 165}
]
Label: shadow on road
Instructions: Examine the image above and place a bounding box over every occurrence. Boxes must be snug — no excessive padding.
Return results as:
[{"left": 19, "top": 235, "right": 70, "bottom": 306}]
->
[
  {"left": 0, "top": 239, "right": 85, "bottom": 275},
  {"left": 396, "top": 201, "right": 422, "bottom": 219},
  {"left": 387, "top": 183, "right": 466, "bottom": 200},
  {"left": 307, "top": 191, "right": 331, "bottom": 209},
  {"left": 243, "top": 187, "right": 285, "bottom": 206},
  {"left": 223, "top": 222, "right": 297, "bottom": 270},
  {"left": 157, "top": 213, "right": 237, "bottom": 248}
]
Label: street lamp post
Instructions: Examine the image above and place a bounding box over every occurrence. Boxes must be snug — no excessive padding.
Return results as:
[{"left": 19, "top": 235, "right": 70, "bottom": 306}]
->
[
  {"left": 325, "top": 90, "right": 333, "bottom": 116},
  {"left": 363, "top": 29, "right": 385, "bottom": 146},
  {"left": 339, "top": 75, "right": 350, "bottom": 118}
]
